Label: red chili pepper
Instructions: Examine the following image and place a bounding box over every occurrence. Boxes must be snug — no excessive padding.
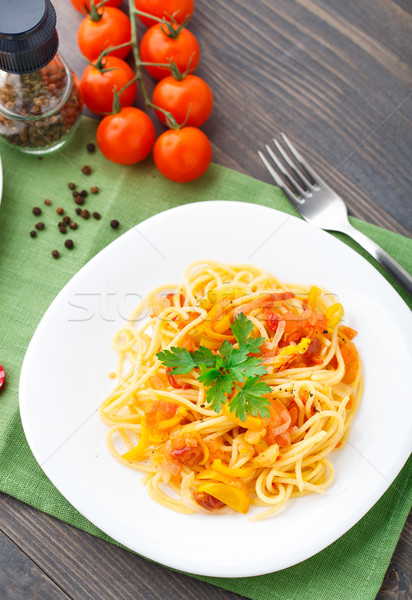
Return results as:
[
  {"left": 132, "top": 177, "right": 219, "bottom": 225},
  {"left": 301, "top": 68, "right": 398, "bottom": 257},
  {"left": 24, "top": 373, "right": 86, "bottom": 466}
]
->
[{"left": 0, "top": 364, "right": 5, "bottom": 391}]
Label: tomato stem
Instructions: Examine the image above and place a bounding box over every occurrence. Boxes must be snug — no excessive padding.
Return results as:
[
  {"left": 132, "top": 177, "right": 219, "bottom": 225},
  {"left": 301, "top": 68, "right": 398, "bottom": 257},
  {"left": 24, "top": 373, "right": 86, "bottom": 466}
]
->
[
  {"left": 94, "top": 42, "right": 133, "bottom": 71},
  {"left": 128, "top": 0, "right": 181, "bottom": 128},
  {"left": 133, "top": 9, "right": 191, "bottom": 38},
  {"left": 86, "top": 0, "right": 104, "bottom": 22}
]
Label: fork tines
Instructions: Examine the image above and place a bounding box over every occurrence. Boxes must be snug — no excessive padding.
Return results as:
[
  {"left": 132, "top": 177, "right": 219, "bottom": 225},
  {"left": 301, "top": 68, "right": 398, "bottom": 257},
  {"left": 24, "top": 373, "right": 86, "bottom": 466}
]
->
[{"left": 258, "top": 134, "right": 322, "bottom": 205}]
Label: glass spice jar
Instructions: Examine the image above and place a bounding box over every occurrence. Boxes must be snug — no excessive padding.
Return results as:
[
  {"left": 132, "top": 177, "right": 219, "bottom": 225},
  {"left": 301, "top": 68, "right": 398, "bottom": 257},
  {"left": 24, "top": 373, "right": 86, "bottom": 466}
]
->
[{"left": 0, "top": 0, "right": 83, "bottom": 154}]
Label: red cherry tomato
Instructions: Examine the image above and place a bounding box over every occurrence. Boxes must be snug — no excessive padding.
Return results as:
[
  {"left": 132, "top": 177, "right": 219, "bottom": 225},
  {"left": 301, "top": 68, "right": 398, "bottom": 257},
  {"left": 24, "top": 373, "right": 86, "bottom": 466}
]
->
[
  {"left": 78, "top": 7, "right": 131, "bottom": 61},
  {"left": 70, "top": 0, "right": 123, "bottom": 12},
  {"left": 152, "top": 74, "right": 213, "bottom": 127},
  {"left": 97, "top": 107, "right": 156, "bottom": 165},
  {"left": 135, "top": 0, "right": 194, "bottom": 28},
  {"left": 140, "top": 23, "right": 200, "bottom": 80},
  {"left": 80, "top": 57, "right": 137, "bottom": 115},
  {"left": 0, "top": 363, "right": 5, "bottom": 391},
  {"left": 153, "top": 127, "right": 212, "bottom": 182}
]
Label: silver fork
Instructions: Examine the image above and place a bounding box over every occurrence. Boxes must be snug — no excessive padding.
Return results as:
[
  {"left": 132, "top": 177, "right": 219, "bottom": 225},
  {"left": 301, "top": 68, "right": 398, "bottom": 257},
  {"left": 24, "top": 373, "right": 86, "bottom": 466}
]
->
[{"left": 258, "top": 134, "right": 412, "bottom": 297}]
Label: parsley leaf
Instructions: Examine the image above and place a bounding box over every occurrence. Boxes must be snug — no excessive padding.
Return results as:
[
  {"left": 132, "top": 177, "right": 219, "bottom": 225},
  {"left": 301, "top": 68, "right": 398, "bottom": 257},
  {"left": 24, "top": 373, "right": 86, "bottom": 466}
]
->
[
  {"left": 156, "top": 347, "right": 196, "bottom": 374},
  {"left": 206, "top": 373, "right": 234, "bottom": 413},
  {"left": 230, "top": 312, "right": 254, "bottom": 346},
  {"left": 229, "top": 378, "right": 271, "bottom": 421},
  {"left": 156, "top": 313, "right": 271, "bottom": 422}
]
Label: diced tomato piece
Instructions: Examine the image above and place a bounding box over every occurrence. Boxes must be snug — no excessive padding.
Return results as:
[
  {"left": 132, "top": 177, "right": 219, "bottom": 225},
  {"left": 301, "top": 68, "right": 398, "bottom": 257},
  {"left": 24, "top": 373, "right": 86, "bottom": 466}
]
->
[
  {"left": 146, "top": 400, "right": 179, "bottom": 429},
  {"left": 264, "top": 398, "right": 291, "bottom": 445},
  {"left": 305, "top": 337, "right": 323, "bottom": 364},
  {"left": 339, "top": 325, "right": 358, "bottom": 340},
  {"left": 233, "top": 292, "right": 295, "bottom": 318},
  {"left": 169, "top": 436, "right": 204, "bottom": 467},
  {"left": 193, "top": 490, "right": 225, "bottom": 510},
  {"left": 171, "top": 445, "right": 203, "bottom": 466},
  {"left": 166, "top": 367, "right": 191, "bottom": 389},
  {"left": 339, "top": 340, "right": 360, "bottom": 384}
]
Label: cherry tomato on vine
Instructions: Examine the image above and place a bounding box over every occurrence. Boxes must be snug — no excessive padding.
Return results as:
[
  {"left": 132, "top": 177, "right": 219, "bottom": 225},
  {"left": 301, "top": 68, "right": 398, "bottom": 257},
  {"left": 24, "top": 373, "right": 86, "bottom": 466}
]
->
[
  {"left": 80, "top": 57, "right": 137, "bottom": 115},
  {"left": 140, "top": 23, "right": 200, "bottom": 80},
  {"left": 78, "top": 7, "right": 131, "bottom": 61},
  {"left": 97, "top": 107, "right": 156, "bottom": 165},
  {"left": 152, "top": 74, "right": 213, "bottom": 127},
  {"left": 153, "top": 127, "right": 212, "bottom": 182},
  {"left": 70, "top": 0, "right": 123, "bottom": 13},
  {"left": 135, "top": 0, "right": 194, "bottom": 28}
]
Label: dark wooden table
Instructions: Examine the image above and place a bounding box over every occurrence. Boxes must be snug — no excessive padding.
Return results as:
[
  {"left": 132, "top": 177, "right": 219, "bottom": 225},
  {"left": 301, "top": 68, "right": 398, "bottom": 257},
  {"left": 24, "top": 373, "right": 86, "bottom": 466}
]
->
[{"left": 1, "top": 0, "right": 411, "bottom": 598}]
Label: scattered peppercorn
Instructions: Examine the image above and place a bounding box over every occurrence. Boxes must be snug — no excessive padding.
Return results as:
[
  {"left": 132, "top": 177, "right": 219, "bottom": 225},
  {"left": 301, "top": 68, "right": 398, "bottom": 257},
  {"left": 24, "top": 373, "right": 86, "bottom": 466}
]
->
[
  {"left": 65, "top": 239, "right": 74, "bottom": 249},
  {"left": 62, "top": 215, "right": 71, "bottom": 225},
  {"left": 87, "top": 143, "right": 96, "bottom": 153},
  {"left": 30, "top": 230, "right": 37, "bottom": 238},
  {"left": 32, "top": 206, "right": 42, "bottom": 216},
  {"left": 110, "top": 219, "right": 119, "bottom": 229},
  {"left": 90, "top": 186, "right": 99, "bottom": 194},
  {"left": 68, "top": 182, "right": 76, "bottom": 190},
  {"left": 58, "top": 221, "right": 64, "bottom": 227},
  {"left": 80, "top": 189, "right": 88, "bottom": 197},
  {"left": 44, "top": 198, "right": 51, "bottom": 206},
  {"left": 69, "top": 221, "right": 78, "bottom": 230},
  {"left": 92, "top": 211, "right": 101, "bottom": 220},
  {"left": 74, "top": 196, "right": 85, "bottom": 205},
  {"left": 81, "top": 209, "right": 90, "bottom": 219},
  {"left": 35, "top": 222, "right": 45, "bottom": 230},
  {"left": 75, "top": 208, "right": 82, "bottom": 216},
  {"left": 52, "top": 250, "right": 60, "bottom": 259},
  {"left": 56, "top": 207, "right": 64, "bottom": 215},
  {"left": 81, "top": 165, "right": 92, "bottom": 175},
  {"left": 72, "top": 190, "right": 79, "bottom": 198},
  {"left": 59, "top": 226, "right": 67, "bottom": 234}
]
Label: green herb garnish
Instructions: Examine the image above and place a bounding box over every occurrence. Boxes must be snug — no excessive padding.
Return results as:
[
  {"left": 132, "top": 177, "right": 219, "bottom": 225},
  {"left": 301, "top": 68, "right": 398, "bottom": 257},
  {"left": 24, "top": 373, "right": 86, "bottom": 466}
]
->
[{"left": 156, "top": 313, "right": 271, "bottom": 421}]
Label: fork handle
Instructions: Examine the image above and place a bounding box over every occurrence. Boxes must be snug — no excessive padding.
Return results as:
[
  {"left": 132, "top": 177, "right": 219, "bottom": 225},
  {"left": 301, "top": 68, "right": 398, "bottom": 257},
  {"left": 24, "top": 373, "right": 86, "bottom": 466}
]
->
[{"left": 340, "top": 222, "right": 412, "bottom": 297}]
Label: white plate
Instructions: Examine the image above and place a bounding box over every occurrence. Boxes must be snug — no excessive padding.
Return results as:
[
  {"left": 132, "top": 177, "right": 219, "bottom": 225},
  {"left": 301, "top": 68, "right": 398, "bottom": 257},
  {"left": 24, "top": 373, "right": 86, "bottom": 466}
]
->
[{"left": 19, "top": 201, "right": 412, "bottom": 577}]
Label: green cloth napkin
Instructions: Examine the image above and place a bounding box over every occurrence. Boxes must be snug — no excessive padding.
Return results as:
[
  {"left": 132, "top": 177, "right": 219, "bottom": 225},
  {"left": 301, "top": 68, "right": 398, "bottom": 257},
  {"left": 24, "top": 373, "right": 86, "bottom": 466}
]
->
[{"left": 0, "top": 117, "right": 411, "bottom": 600}]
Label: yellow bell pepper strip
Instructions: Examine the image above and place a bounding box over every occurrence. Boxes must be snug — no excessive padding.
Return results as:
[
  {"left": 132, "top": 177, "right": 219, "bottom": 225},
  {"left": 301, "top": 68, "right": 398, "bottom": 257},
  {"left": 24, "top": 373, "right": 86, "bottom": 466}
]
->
[
  {"left": 307, "top": 286, "right": 322, "bottom": 311},
  {"left": 212, "top": 458, "right": 254, "bottom": 478},
  {"left": 222, "top": 403, "right": 263, "bottom": 430},
  {"left": 157, "top": 407, "right": 187, "bottom": 430},
  {"left": 326, "top": 302, "right": 344, "bottom": 329},
  {"left": 196, "top": 481, "right": 250, "bottom": 513},
  {"left": 122, "top": 420, "right": 152, "bottom": 461},
  {"left": 196, "top": 469, "right": 243, "bottom": 489},
  {"left": 279, "top": 337, "right": 311, "bottom": 356}
]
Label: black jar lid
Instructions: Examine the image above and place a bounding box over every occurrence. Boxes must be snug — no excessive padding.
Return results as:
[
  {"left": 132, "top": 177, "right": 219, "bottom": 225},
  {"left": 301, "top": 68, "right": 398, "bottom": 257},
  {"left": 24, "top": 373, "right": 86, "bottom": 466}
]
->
[{"left": 0, "top": 0, "right": 59, "bottom": 74}]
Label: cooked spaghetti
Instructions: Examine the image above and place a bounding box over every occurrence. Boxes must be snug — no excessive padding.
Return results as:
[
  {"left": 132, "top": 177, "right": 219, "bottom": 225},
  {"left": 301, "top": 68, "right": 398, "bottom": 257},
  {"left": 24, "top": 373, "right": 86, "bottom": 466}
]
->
[{"left": 100, "top": 261, "right": 363, "bottom": 519}]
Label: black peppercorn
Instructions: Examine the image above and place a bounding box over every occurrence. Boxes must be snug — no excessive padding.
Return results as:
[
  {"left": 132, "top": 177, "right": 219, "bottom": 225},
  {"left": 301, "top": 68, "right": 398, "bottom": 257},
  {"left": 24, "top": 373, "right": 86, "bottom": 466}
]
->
[
  {"left": 69, "top": 221, "right": 78, "bottom": 230},
  {"left": 92, "top": 211, "right": 101, "bottom": 220},
  {"left": 90, "top": 186, "right": 99, "bottom": 194},
  {"left": 56, "top": 207, "right": 64, "bottom": 215},
  {"left": 68, "top": 182, "right": 76, "bottom": 190},
  {"left": 110, "top": 219, "right": 119, "bottom": 229},
  {"left": 75, "top": 208, "right": 82, "bottom": 216},
  {"left": 87, "top": 143, "right": 96, "bottom": 153},
  {"left": 30, "top": 230, "right": 37, "bottom": 238},
  {"left": 81, "top": 165, "right": 92, "bottom": 175},
  {"left": 32, "top": 206, "right": 42, "bottom": 216},
  {"left": 74, "top": 196, "right": 85, "bottom": 205},
  {"left": 35, "top": 222, "right": 45, "bottom": 230},
  {"left": 62, "top": 216, "right": 71, "bottom": 225},
  {"left": 65, "top": 239, "right": 74, "bottom": 249},
  {"left": 81, "top": 209, "right": 90, "bottom": 219},
  {"left": 52, "top": 250, "right": 60, "bottom": 259}
]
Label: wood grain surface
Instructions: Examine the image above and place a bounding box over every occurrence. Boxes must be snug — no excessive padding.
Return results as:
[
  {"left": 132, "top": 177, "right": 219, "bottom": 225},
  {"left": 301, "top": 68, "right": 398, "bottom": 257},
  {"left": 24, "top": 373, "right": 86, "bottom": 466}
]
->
[{"left": 1, "top": 0, "right": 411, "bottom": 599}]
